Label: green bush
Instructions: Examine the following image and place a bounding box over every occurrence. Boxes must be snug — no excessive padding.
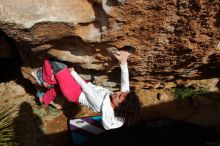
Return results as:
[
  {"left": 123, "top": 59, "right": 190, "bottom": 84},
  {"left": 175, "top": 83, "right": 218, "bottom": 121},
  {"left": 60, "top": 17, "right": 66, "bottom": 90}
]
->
[
  {"left": 33, "top": 105, "right": 59, "bottom": 118},
  {"left": 47, "top": 106, "right": 59, "bottom": 116},
  {"left": 0, "top": 103, "right": 17, "bottom": 145},
  {"left": 170, "top": 87, "right": 208, "bottom": 100},
  {"left": 196, "top": 88, "right": 209, "bottom": 96}
]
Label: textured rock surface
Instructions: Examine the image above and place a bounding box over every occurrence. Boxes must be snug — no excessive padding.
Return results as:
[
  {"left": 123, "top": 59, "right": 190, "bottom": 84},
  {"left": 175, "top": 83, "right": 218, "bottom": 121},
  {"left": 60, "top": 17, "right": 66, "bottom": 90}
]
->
[
  {"left": 106, "top": 0, "right": 220, "bottom": 86},
  {"left": 0, "top": 0, "right": 95, "bottom": 27},
  {"left": 0, "top": 0, "right": 220, "bottom": 89},
  {"left": 0, "top": 0, "right": 101, "bottom": 43}
]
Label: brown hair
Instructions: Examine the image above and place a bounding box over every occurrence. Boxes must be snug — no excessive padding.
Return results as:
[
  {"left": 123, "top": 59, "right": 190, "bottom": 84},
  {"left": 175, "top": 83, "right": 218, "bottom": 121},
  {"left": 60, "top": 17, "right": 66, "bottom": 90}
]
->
[{"left": 114, "top": 90, "right": 141, "bottom": 125}]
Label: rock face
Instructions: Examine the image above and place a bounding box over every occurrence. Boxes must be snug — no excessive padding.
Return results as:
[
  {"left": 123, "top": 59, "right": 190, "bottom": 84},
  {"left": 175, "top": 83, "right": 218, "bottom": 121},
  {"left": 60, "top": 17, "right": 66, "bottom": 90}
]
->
[{"left": 0, "top": 0, "right": 220, "bottom": 89}]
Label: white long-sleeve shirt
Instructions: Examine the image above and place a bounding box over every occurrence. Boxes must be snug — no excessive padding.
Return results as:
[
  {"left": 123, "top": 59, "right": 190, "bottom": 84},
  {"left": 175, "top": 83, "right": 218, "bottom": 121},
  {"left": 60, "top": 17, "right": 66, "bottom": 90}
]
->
[{"left": 70, "top": 63, "right": 129, "bottom": 130}]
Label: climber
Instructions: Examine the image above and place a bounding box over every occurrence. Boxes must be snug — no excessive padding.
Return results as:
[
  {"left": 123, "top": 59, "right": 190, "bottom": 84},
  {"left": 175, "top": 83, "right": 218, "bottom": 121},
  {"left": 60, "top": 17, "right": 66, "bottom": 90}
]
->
[{"left": 35, "top": 46, "right": 141, "bottom": 130}]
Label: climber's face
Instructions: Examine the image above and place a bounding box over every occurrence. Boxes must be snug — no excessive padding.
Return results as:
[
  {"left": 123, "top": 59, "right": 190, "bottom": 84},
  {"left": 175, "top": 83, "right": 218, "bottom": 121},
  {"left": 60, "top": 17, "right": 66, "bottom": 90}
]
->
[{"left": 110, "top": 91, "right": 128, "bottom": 108}]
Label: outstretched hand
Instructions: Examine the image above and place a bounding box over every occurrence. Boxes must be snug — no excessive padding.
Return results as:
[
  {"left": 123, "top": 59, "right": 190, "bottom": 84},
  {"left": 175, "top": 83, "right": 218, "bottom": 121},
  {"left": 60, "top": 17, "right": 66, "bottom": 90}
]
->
[{"left": 113, "top": 50, "right": 131, "bottom": 65}]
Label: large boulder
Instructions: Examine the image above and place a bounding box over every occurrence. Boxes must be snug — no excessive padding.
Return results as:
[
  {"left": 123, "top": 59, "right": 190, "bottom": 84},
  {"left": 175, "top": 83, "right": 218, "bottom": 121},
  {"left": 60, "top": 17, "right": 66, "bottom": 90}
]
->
[{"left": 0, "top": 0, "right": 220, "bottom": 89}]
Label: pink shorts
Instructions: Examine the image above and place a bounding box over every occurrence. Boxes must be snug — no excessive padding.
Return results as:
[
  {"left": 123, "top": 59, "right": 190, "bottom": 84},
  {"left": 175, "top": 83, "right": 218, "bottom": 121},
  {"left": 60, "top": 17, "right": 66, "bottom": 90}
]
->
[{"left": 55, "top": 68, "right": 82, "bottom": 103}]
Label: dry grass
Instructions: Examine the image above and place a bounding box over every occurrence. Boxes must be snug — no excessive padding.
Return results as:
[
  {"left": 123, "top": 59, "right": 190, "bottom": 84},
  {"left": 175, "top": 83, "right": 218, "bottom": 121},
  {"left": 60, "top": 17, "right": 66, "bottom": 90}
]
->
[{"left": 0, "top": 101, "right": 18, "bottom": 145}]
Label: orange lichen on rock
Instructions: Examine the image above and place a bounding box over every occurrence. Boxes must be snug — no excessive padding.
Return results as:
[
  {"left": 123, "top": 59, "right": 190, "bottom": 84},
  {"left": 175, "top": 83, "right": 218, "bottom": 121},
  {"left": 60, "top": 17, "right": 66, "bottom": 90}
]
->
[{"left": 195, "top": 0, "right": 204, "bottom": 8}]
